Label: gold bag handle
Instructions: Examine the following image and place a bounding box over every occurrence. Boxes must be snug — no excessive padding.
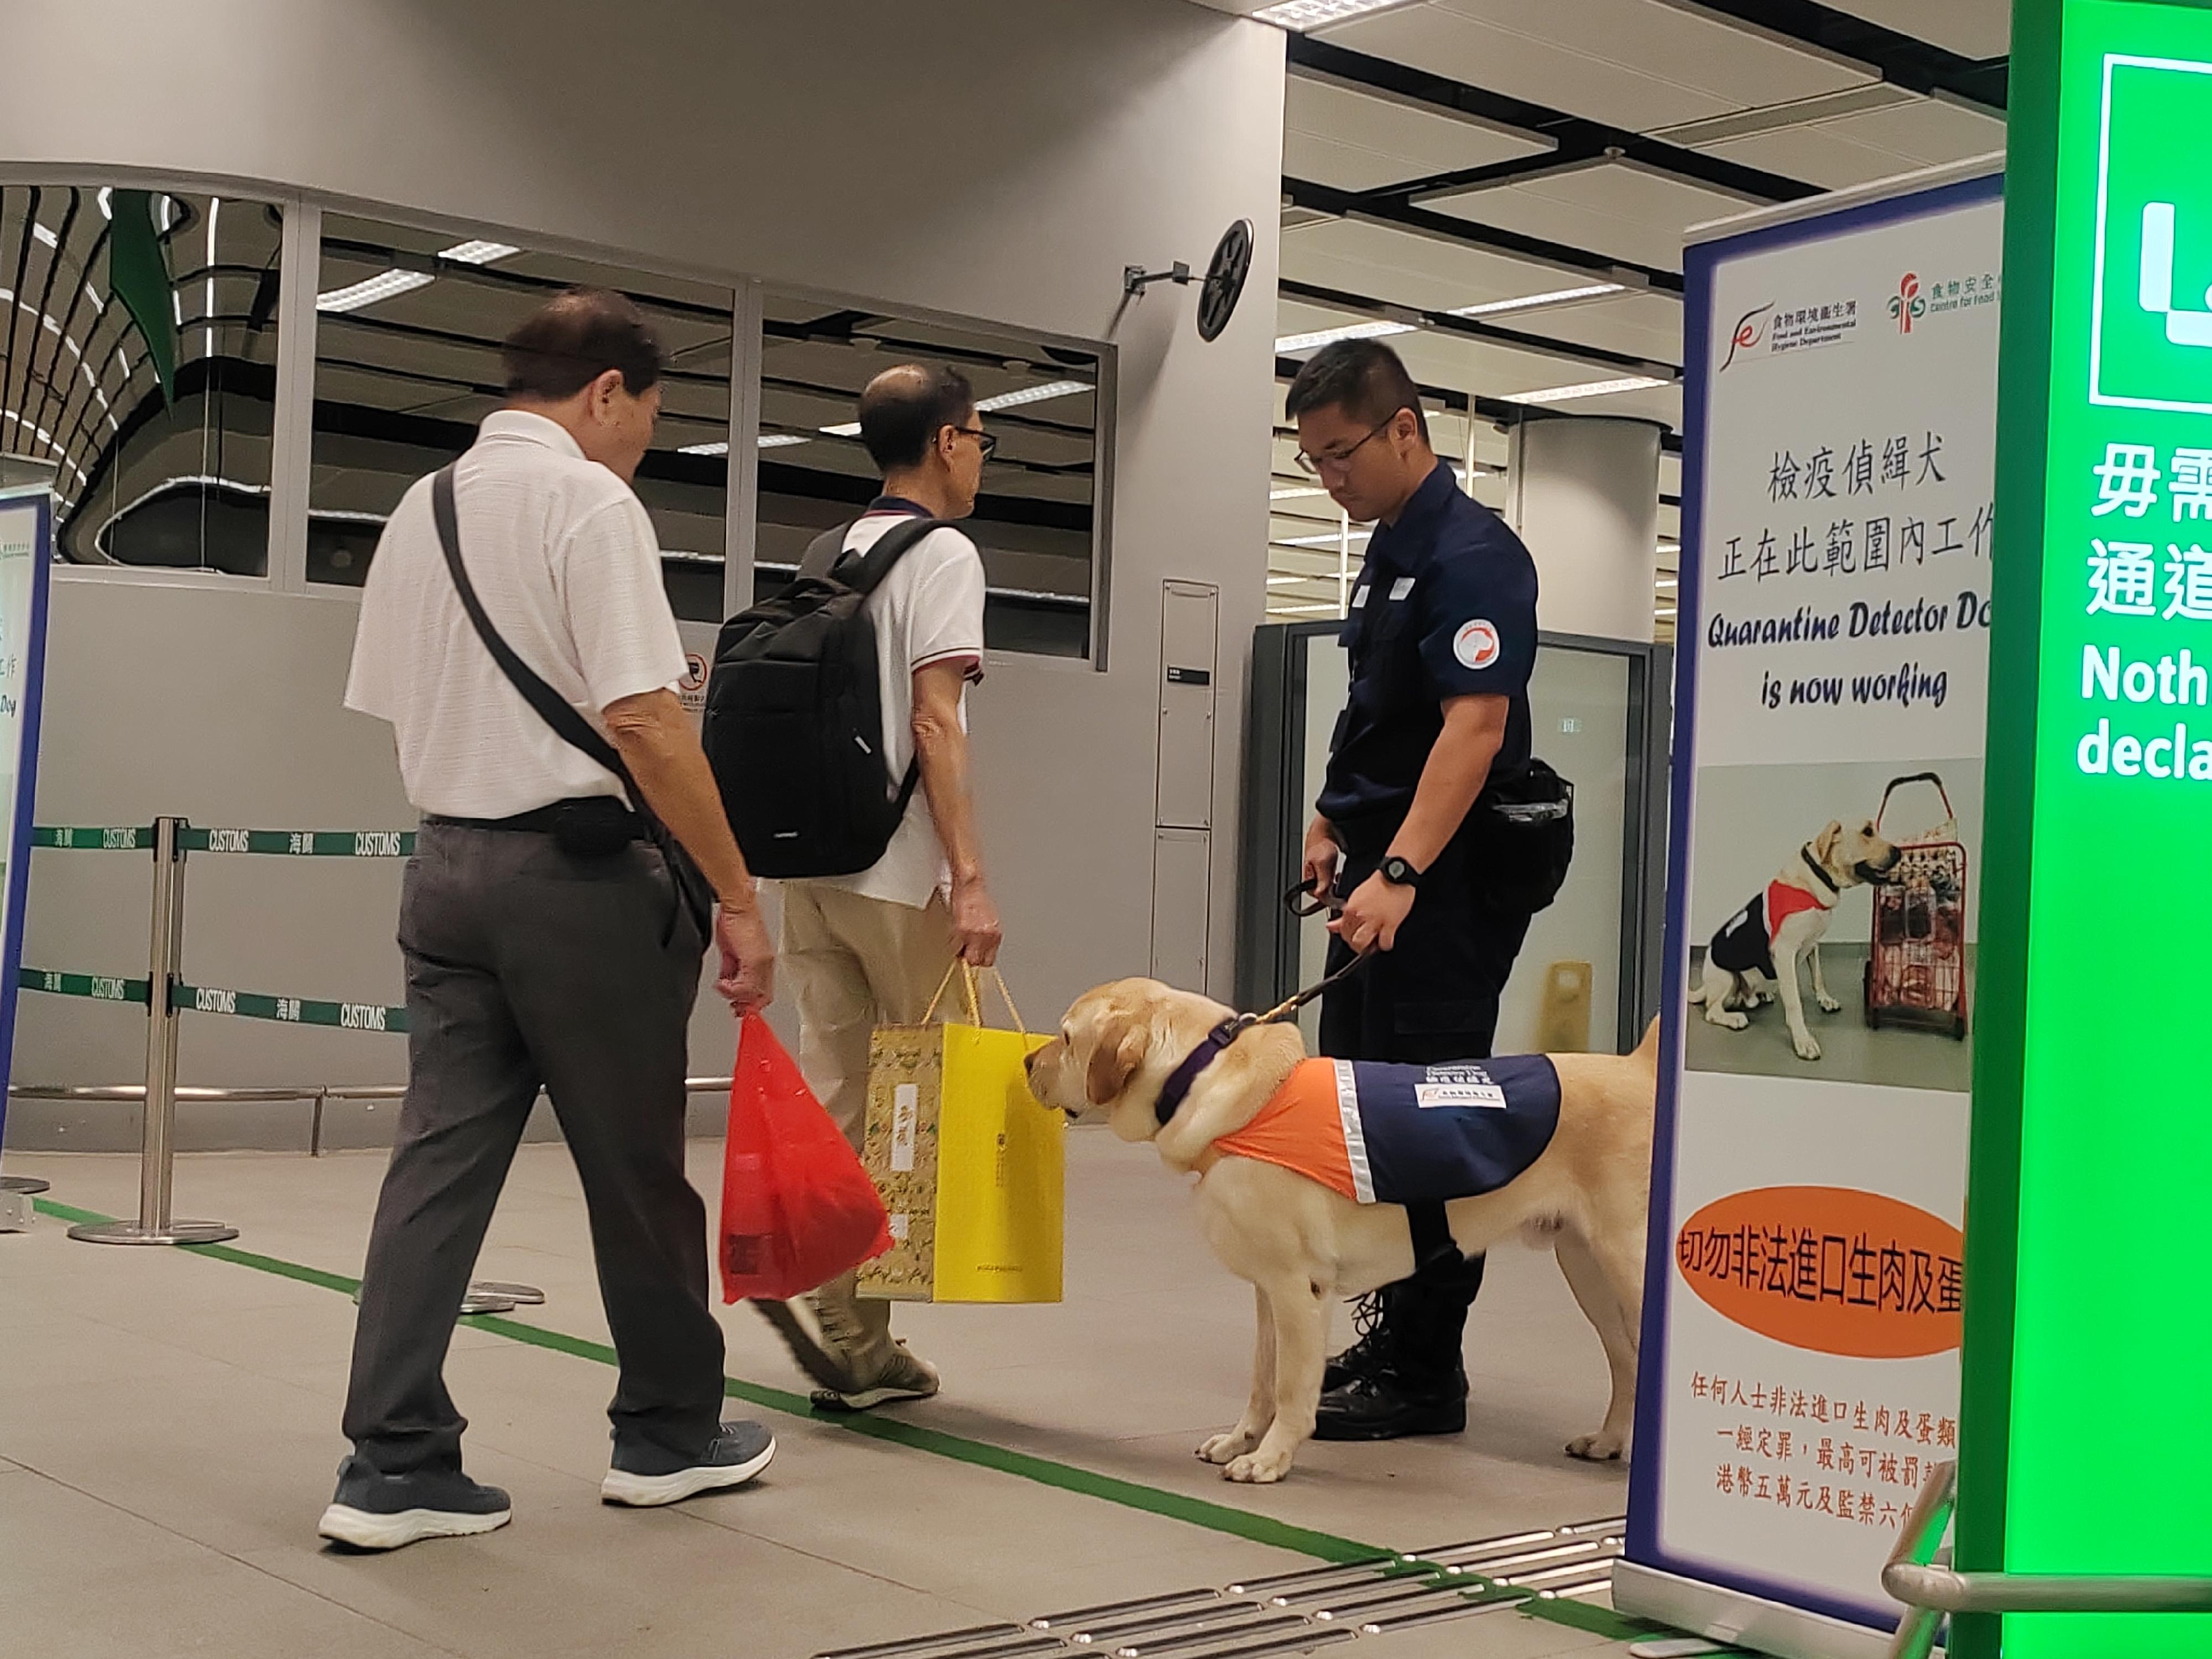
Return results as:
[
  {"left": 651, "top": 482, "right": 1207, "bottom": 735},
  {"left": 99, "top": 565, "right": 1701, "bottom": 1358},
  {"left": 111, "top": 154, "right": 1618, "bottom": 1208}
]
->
[{"left": 921, "top": 961, "right": 1028, "bottom": 1035}]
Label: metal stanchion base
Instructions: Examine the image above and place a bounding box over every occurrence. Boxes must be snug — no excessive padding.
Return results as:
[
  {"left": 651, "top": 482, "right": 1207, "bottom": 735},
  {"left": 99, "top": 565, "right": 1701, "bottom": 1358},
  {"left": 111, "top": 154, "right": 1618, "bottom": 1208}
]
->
[
  {"left": 346, "top": 1283, "right": 525, "bottom": 1316},
  {"left": 0, "top": 1175, "right": 51, "bottom": 1196},
  {"left": 67, "top": 1219, "right": 240, "bottom": 1245}
]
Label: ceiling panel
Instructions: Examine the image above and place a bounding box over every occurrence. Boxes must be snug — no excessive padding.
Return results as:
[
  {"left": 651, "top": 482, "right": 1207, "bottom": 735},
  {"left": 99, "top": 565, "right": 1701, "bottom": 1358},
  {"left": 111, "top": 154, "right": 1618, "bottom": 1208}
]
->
[
  {"left": 1700, "top": 96, "right": 2006, "bottom": 192},
  {"left": 1820, "top": 0, "right": 2009, "bottom": 59},
  {"left": 1284, "top": 73, "right": 1549, "bottom": 191},
  {"left": 1279, "top": 214, "right": 1609, "bottom": 311},
  {"left": 1425, "top": 161, "right": 1754, "bottom": 274},
  {"left": 1321, "top": 0, "right": 1873, "bottom": 134}
]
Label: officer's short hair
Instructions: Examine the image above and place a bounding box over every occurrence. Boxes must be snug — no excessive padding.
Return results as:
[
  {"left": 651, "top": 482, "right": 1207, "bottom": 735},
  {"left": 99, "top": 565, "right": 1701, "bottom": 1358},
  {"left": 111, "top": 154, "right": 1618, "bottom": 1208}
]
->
[
  {"left": 1285, "top": 340, "right": 1431, "bottom": 445},
  {"left": 503, "top": 289, "right": 663, "bottom": 400},
  {"left": 858, "top": 364, "right": 976, "bottom": 472}
]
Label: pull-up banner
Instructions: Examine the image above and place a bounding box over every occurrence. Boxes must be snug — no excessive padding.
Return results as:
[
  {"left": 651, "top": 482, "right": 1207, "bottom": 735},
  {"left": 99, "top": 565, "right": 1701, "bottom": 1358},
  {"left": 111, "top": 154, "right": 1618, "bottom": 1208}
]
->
[
  {"left": 1614, "top": 165, "right": 2004, "bottom": 1658},
  {"left": 0, "top": 489, "right": 54, "bottom": 1162},
  {"left": 1958, "top": 4, "right": 2212, "bottom": 1657}
]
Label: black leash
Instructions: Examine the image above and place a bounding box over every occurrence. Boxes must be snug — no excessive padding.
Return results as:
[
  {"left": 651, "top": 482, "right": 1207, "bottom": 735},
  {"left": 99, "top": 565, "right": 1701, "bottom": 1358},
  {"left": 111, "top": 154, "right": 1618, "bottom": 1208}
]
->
[{"left": 1150, "top": 886, "right": 1373, "bottom": 1126}]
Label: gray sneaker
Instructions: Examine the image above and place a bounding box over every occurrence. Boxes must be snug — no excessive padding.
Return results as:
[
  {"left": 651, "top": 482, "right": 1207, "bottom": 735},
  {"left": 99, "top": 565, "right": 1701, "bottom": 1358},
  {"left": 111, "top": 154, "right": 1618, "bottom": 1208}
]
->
[
  {"left": 319, "top": 1455, "right": 512, "bottom": 1551},
  {"left": 601, "top": 1420, "right": 776, "bottom": 1507},
  {"left": 752, "top": 1296, "right": 864, "bottom": 1396},
  {"left": 811, "top": 1340, "right": 941, "bottom": 1414}
]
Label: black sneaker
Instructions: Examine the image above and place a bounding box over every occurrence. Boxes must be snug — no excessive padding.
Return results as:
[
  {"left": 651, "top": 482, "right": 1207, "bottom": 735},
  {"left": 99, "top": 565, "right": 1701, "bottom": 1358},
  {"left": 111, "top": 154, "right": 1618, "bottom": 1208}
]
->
[
  {"left": 318, "top": 1455, "right": 512, "bottom": 1551},
  {"left": 1311, "top": 1369, "right": 1469, "bottom": 1442},
  {"left": 1322, "top": 1291, "right": 1391, "bottom": 1394},
  {"left": 601, "top": 1420, "right": 776, "bottom": 1507}
]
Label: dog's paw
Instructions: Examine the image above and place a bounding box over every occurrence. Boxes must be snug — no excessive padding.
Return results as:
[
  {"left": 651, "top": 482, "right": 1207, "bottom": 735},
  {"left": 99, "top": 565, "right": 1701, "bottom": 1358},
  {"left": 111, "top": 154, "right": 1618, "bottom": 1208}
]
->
[
  {"left": 1792, "top": 1031, "right": 1823, "bottom": 1061},
  {"left": 1712, "top": 1010, "right": 1749, "bottom": 1031},
  {"left": 1224, "top": 1448, "right": 1293, "bottom": 1484},
  {"left": 1817, "top": 992, "right": 1842, "bottom": 1014},
  {"left": 1567, "top": 1431, "right": 1625, "bottom": 1462},
  {"left": 1198, "top": 1429, "right": 1259, "bottom": 1465}
]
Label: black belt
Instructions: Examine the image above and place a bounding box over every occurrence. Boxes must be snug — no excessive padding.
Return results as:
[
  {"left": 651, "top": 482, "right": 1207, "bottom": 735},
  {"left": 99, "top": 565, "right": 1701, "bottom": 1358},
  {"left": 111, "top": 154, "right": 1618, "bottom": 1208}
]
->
[{"left": 424, "top": 798, "right": 640, "bottom": 839}]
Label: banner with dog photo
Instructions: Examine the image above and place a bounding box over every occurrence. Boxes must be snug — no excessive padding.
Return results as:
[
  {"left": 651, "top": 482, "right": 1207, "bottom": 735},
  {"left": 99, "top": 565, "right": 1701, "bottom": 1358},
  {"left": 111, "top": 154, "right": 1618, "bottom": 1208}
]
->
[{"left": 1620, "top": 165, "right": 2002, "bottom": 1646}]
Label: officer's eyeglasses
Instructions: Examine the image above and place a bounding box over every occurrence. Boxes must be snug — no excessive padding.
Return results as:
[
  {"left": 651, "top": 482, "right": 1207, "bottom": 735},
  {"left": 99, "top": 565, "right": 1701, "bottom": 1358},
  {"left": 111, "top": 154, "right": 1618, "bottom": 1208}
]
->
[
  {"left": 951, "top": 426, "right": 1000, "bottom": 460},
  {"left": 1295, "top": 416, "right": 1394, "bottom": 477}
]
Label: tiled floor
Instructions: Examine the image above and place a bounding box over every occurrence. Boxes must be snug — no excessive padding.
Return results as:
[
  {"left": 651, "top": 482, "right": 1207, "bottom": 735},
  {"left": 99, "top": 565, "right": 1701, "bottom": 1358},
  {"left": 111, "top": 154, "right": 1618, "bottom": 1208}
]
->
[{"left": 0, "top": 1130, "right": 1652, "bottom": 1658}]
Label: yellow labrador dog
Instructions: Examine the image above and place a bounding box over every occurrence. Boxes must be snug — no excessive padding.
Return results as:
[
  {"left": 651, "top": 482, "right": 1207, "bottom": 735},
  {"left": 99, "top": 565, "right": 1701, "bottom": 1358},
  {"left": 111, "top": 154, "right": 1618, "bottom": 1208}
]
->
[
  {"left": 1687, "top": 818, "right": 1902, "bottom": 1062},
  {"left": 1025, "top": 980, "right": 1657, "bottom": 1485}
]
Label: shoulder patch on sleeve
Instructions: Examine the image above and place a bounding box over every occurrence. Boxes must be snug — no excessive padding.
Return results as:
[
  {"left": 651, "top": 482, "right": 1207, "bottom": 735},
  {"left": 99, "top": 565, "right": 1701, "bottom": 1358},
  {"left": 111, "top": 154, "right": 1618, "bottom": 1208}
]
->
[{"left": 1452, "top": 618, "right": 1501, "bottom": 670}]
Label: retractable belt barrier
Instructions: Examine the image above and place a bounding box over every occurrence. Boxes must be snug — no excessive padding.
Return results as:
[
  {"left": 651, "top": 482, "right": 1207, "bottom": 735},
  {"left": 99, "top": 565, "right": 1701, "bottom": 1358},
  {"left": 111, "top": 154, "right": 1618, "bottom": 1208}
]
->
[{"left": 13, "top": 816, "right": 701, "bottom": 1275}]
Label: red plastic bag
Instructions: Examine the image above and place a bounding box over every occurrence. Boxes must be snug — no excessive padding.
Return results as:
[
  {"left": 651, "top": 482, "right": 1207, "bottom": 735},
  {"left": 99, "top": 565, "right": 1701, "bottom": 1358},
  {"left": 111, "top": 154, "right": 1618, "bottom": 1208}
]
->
[{"left": 717, "top": 1013, "right": 894, "bottom": 1303}]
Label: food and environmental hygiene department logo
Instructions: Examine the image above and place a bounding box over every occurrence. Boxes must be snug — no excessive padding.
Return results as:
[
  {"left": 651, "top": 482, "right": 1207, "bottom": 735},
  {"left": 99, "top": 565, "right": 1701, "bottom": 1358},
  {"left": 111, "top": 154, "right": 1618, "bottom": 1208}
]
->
[
  {"left": 1890, "top": 273, "right": 1926, "bottom": 335},
  {"left": 2093, "top": 54, "right": 2212, "bottom": 414}
]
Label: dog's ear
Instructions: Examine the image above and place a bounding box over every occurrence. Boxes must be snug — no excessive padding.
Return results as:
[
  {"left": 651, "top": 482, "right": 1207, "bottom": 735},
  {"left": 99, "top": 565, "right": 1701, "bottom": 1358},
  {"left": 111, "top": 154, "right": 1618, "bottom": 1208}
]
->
[
  {"left": 1814, "top": 820, "right": 1844, "bottom": 861},
  {"left": 1084, "top": 1014, "right": 1148, "bottom": 1107}
]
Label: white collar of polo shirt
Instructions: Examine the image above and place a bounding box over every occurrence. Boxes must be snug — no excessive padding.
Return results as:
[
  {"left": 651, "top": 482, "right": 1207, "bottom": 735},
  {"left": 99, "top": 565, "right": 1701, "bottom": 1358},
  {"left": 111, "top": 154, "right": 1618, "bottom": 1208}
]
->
[{"left": 476, "top": 408, "right": 587, "bottom": 460}]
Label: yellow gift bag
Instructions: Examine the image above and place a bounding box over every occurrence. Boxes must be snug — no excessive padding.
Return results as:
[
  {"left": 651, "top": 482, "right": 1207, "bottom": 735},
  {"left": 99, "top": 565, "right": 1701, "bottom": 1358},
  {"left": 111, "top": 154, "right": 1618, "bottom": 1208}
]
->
[{"left": 857, "top": 964, "right": 1062, "bottom": 1303}]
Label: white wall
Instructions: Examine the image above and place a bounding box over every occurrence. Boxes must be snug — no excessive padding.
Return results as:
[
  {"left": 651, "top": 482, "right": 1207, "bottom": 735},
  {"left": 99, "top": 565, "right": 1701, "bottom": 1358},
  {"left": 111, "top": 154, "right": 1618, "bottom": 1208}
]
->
[{"left": 0, "top": 0, "right": 1286, "bottom": 1145}]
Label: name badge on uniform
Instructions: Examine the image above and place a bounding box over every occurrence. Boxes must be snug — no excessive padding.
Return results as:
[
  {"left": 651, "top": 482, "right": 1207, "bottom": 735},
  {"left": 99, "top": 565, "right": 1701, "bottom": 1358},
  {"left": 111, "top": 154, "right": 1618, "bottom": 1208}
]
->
[
  {"left": 1350, "top": 586, "right": 1370, "bottom": 609},
  {"left": 1389, "top": 577, "right": 1417, "bottom": 602}
]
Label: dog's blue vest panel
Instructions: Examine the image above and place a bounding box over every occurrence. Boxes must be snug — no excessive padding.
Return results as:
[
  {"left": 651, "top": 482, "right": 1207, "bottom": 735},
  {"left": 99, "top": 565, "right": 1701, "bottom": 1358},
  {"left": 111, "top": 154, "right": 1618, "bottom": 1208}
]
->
[{"left": 1346, "top": 1055, "right": 1562, "bottom": 1206}]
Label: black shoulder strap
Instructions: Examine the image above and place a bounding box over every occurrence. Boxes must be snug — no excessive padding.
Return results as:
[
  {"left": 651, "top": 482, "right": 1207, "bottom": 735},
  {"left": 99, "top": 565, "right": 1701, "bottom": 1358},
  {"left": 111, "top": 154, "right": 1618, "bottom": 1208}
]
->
[
  {"left": 430, "top": 465, "right": 631, "bottom": 790},
  {"left": 804, "top": 514, "right": 957, "bottom": 598}
]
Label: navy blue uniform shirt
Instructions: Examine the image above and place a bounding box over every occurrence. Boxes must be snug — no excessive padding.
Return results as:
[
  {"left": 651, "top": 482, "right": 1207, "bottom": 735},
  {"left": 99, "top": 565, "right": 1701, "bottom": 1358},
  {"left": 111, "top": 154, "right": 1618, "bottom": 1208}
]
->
[{"left": 1318, "top": 461, "right": 1539, "bottom": 827}]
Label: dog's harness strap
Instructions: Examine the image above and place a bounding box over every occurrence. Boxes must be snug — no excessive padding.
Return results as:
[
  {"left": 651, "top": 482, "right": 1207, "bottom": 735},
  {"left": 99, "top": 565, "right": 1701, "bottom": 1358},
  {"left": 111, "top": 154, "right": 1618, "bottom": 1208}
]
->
[{"left": 1407, "top": 1202, "right": 1459, "bottom": 1272}]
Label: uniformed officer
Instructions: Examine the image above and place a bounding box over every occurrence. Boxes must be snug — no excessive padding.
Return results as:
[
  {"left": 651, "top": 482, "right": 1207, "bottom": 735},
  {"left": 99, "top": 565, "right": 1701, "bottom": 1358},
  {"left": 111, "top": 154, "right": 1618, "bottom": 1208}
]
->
[{"left": 1288, "top": 339, "right": 1543, "bottom": 1441}]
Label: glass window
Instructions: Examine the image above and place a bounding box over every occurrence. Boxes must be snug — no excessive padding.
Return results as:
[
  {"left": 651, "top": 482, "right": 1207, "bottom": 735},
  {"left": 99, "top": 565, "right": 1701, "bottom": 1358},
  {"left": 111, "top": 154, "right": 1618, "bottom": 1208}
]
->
[
  {"left": 1, "top": 185, "right": 284, "bottom": 575},
  {"left": 307, "top": 215, "right": 733, "bottom": 618},
  {"left": 757, "top": 294, "right": 1099, "bottom": 658}
]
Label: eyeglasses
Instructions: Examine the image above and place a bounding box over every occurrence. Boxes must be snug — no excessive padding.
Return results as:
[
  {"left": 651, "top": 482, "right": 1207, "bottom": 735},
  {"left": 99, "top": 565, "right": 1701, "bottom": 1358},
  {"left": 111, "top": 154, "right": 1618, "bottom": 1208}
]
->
[
  {"left": 1295, "top": 415, "right": 1395, "bottom": 477},
  {"left": 951, "top": 425, "right": 999, "bottom": 460}
]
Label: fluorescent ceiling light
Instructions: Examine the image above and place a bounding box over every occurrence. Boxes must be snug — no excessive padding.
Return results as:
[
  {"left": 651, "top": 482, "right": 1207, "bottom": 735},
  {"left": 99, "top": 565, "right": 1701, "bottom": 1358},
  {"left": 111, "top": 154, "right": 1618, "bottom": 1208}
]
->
[
  {"left": 819, "top": 421, "right": 863, "bottom": 436},
  {"left": 1656, "top": 607, "right": 1678, "bottom": 618},
  {"left": 679, "top": 442, "right": 729, "bottom": 457},
  {"left": 317, "top": 269, "right": 434, "bottom": 313},
  {"left": 758, "top": 434, "right": 812, "bottom": 448},
  {"left": 1449, "top": 283, "right": 1625, "bottom": 318},
  {"left": 1656, "top": 577, "right": 1677, "bottom": 588},
  {"left": 1254, "top": 0, "right": 1418, "bottom": 30},
  {"left": 1267, "top": 575, "right": 1316, "bottom": 586},
  {"left": 1275, "top": 320, "right": 1416, "bottom": 353},
  {"left": 1275, "top": 529, "right": 1374, "bottom": 548},
  {"left": 439, "top": 239, "right": 519, "bottom": 265},
  {"left": 1658, "top": 540, "right": 1681, "bottom": 554},
  {"left": 1507, "top": 375, "right": 1668, "bottom": 405},
  {"left": 1269, "top": 601, "right": 1348, "bottom": 615},
  {"left": 975, "top": 379, "right": 1089, "bottom": 411},
  {"left": 1272, "top": 484, "right": 1329, "bottom": 500}
]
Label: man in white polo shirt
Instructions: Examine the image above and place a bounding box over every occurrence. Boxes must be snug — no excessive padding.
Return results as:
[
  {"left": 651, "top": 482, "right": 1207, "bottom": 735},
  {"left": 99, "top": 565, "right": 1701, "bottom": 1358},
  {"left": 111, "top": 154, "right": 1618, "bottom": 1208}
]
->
[
  {"left": 325, "top": 289, "right": 778, "bottom": 1550},
  {"left": 758, "top": 364, "right": 999, "bottom": 1412}
]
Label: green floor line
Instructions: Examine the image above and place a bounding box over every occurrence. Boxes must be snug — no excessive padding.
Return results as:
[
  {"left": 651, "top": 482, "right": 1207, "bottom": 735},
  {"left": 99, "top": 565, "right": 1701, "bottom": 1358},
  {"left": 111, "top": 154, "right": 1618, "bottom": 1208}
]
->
[{"left": 32, "top": 1196, "right": 1390, "bottom": 1567}]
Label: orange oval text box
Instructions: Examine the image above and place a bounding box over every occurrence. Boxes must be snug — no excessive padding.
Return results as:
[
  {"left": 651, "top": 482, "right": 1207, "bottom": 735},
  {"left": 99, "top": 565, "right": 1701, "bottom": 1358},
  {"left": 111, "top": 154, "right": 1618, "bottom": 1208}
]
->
[{"left": 1675, "top": 1186, "right": 1963, "bottom": 1359}]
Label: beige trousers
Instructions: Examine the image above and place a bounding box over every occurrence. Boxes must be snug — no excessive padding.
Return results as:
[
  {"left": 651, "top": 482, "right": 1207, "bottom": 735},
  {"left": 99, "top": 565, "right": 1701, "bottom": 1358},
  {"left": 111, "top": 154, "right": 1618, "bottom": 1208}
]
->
[{"left": 778, "top": 881, "right": 956, "bottom": 1368}]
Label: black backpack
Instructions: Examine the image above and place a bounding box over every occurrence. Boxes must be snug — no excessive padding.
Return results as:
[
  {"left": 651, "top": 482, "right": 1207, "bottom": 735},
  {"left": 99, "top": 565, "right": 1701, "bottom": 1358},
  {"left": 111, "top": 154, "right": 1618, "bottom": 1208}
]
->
[{"left": 702, "top": 515, "right": 953, "bottom": 879}]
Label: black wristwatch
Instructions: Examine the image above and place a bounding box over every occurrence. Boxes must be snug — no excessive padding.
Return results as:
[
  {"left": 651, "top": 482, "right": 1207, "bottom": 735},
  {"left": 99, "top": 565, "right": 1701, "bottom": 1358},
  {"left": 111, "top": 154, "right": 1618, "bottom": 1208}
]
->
[{"left": 1379, "top": 855, "right": 1423, "bottom": 889}]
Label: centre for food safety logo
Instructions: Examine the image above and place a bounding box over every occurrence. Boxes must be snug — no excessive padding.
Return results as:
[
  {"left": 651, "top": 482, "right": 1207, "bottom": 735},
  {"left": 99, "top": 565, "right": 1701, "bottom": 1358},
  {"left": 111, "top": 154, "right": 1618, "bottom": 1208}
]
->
[
  {"left": 1889, "top": 273, "right": 1926, "bottom": 335},
  {"left": 2093, "top": 54, "right": 2212, "bottom": 413}
]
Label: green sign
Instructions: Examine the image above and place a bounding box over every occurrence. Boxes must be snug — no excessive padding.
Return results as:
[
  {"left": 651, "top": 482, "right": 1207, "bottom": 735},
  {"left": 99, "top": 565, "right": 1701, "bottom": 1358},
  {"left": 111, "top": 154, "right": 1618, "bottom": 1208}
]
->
[{"left": 1966, "top": 2, "right": 2212, "bottom": 1655}]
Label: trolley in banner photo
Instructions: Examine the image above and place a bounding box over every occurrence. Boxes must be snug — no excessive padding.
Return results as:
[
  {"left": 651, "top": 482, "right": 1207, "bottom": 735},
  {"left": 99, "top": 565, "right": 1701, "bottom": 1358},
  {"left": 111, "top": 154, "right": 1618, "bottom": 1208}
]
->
[{"left": 1863, "top": 773, "right": 1969, "bottom": 1042}]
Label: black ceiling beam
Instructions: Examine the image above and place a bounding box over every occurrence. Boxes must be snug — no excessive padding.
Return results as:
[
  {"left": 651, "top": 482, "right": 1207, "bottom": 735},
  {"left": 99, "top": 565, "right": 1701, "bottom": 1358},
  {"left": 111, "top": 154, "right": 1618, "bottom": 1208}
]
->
[
  {"left": 1284, "top": 174, "right": 1688, "bottom": 294},
  {"left": 1288, "top": 35, "right": 1822, "bottom": 207},
  {"left": 1277, "top": 275, "right": 1680, "bottom": 380},
  {"left": 1671, "top": 0, "right": 2007, "bottom": 111}
]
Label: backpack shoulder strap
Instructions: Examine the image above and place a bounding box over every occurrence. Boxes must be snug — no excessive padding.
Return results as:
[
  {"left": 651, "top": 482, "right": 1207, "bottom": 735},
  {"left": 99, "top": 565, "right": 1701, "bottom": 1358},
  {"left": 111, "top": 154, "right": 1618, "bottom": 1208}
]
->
[
  {"left": 429, "top": 465, "right": 630, "bottom": 786},
  {"left": 841, "top": 515, "right": 959, "bottom": 597},
  {"left": 796, "top": 523, "right": 853, "bottom": 582}
]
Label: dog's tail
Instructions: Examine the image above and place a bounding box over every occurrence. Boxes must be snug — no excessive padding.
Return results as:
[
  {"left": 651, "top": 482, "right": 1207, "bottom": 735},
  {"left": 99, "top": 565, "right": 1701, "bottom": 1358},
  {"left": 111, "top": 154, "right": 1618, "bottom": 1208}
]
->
[
  {"left": 1686, "top": 980, "right": 1707, "bottom": 1006},
  {"left": 1631, "top": 1016, "right": 1661, "bottom": 1067}
]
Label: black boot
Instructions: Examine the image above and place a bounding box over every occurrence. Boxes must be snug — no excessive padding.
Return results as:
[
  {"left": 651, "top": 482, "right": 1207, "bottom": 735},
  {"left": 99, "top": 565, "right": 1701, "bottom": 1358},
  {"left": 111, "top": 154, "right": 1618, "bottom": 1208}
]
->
[
  {"left": 1322, "top": 1288, "right": 1392, "bottom": 1394},
  {"left": 1313, "top": 1254, "right": 1485, "bottom": 1442}
]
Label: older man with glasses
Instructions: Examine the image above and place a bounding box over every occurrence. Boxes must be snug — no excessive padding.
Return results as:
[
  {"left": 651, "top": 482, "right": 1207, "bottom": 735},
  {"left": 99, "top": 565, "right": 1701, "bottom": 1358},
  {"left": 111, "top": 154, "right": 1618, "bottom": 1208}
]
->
[{"left": 1286, "top": 338, "right": 1546, "bottom": 1444}]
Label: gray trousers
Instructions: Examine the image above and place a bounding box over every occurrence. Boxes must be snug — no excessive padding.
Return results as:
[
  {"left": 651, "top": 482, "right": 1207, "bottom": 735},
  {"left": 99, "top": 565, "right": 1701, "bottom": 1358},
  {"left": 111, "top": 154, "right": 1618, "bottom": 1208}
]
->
[{"left": 342, "top": 822, "right": 726, "bottom": 1474}]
